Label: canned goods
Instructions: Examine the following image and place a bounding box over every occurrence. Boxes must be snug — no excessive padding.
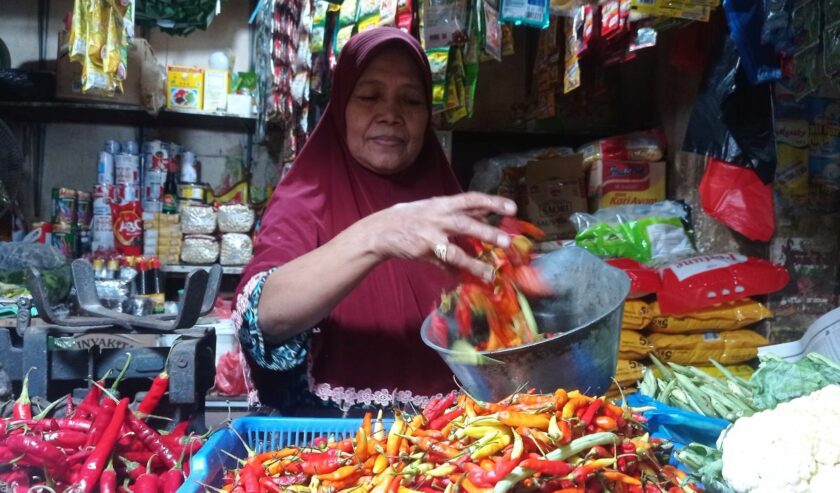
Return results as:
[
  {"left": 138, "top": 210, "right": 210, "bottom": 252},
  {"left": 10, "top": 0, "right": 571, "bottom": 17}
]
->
[
  {"left": 144, "top": 169, "right": 166, "bottom": 201},
  {"left": 178, "top": 183, "right": 206, "bottom": 202},
  {"left": 117, "top": 184, "right": 141, "bottom": 204},
  {"left": 122, "top": 140, "right": 139, "bottom": 155},
  {"left": 29, "top": 222, "right": 52, "bottom": 244},
  {"left": 97, "top": 151, "right": 115, "bottom": 184},
  {"left": 51, "top": 223, "right": 77, "bottom": 258},
  {"left": 104, "top": 140, "right": 121, "bottom": 155},
  {"left": 77, "top": 227, "right": 92, "bottom": 256},
  {"left": 115, "top": 153, "right": 141, "bottom": 184},
  {"left": 76, "top": 191, "right": 92, "bottom": 227},
  {"left": 93, "top": 184, "right": 115, "bottom": 215},
  {"left": 51, "top": 188, "right": 77, "bottom": 225}
]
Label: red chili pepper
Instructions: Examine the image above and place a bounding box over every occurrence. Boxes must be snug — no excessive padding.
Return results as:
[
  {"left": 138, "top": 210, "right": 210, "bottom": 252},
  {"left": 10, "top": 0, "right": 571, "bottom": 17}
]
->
[
  {"left": 75, "top": 371, "right": 110, "bottom": 420},
  {"left": 100, "top": 460, "right": 117, "bottom": 493},
  {"left": 260, "top": 476, "right": 283, "bottom": 493},
  {"left": 65, "top": 393, "right": 75, "bottom": 417},
  {"left": 126, "top": 410, "right": 179, "bottom": 469},
  {"left": 12, "top": 369, "right": 34, "bottom": 419},
  {"left": 240, "top": 463, "right": 262, "bottom": 493},
  {"left": 133, "top": 459, "right": 161, "bottom": 493},
  {"left": 520, "top": 457, "right": 574, "bottom": 476},
  {"left": 463, "top": 452, "right": 522, "bottom": 487},
  {"left": 580, "top": 399, "right": 603, "bottom": 426},
  {"left": 430, "top": 311, "right": 450, "bottom": 348},
  {"left": 422, "top": 391, "right": 456, "bottom": 422},
  {"left": 299, "top": 449, "right": 344, "bottom": 475},
  {"left": 84, "top": 398, "right": 116, "bottom": 447},
  {"left": 42, "top": 430, "right": 88, "bottom": 448},
  {"left": 168, "top": 420, "right": 190, "bottom": 440},
  {"left": 138, "top": 371, "right": 169, "bottom": 418},
  {"left": 428, "top": 407, "right": 464, "bottom": 430},
  {"left": 73, "top": 398, "right": 129, "bottom": 493},
  {"left": 455, "top": 298, "right": 473, "bottom": 337},
  {"left": 159, "top": 468, "right": 184, "bottom": 493},
  {"left": 119, "top": 456, "right": 148, "bottom": 481},
  {"left": 5, "top": 434, "right": 65, "bottom": 467},
  {"left": 512, "top": 265, "right": 553, "bottom": 297}
]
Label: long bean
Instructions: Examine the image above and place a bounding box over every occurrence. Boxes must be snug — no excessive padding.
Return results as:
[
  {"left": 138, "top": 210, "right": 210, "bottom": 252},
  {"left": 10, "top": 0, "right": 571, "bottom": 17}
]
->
[{"left": 492, "top": 432, "right": 619, "bottom": 493}]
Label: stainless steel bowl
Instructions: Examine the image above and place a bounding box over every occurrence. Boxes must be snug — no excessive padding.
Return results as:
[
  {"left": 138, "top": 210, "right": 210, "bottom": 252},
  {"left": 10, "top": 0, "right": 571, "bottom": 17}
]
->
[{"left": 421, "top": 246, "right": 630, "bottom": 402}]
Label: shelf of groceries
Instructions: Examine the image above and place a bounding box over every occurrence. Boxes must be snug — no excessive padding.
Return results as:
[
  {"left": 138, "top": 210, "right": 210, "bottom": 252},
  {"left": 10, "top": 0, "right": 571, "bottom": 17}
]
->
[{"left": 0, "top": 101, "right": 257, "bottom": 132}]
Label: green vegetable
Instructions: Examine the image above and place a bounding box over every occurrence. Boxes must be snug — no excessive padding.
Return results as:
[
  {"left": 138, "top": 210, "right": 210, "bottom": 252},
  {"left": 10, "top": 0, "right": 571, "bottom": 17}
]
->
[
  {"left": 750, "top": 352, "right": 840, "bottom": 410},
  {"left": 676, "top": 443, "right": 735, "bottom": 493}
]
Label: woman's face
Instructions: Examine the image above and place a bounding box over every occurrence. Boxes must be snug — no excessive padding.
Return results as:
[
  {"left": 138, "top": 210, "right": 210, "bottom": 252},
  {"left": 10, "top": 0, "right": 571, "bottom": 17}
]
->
[{"left": 345, "top": 48, "right": 429, "bottom": 175}]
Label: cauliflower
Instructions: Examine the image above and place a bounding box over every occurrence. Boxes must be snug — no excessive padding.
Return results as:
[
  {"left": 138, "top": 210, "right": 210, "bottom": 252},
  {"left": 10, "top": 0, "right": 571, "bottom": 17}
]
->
[{"left": 720, "top": 384, "right": 840, "bottom": 493}]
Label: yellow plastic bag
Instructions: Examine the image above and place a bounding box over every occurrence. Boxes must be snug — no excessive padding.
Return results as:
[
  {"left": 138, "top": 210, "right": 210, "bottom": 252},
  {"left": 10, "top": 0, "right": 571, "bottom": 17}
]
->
[
  {"left": 649, "top": 299, "right": 772, "bottom": 334},
  {"left": 614, "top": 359, "right": 645, "bottom": 387},
  {"left": 622, "top": 300, "right": 652, "bottom": 330},
  {"left": 619, "top": 330, "right": 654, "bottom": 360},
  {"left": 649, "top": 330, "right": 768, "bottom": 365}
]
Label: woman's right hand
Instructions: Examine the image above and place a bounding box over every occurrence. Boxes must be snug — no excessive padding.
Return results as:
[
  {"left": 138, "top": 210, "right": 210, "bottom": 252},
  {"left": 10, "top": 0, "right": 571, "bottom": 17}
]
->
[{"left": 355, "top": 192, "right": 518, "bottom": 281}]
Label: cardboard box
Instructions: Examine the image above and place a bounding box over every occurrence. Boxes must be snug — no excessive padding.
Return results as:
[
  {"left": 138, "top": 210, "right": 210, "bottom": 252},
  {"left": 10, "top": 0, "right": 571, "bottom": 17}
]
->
[
  {"left": 167, "top": 65, "right": 204, "bottom": 111},
  {"left": 203, "top": 69, "right": 229, "bottom": 112},
  {"left": 588, "top": 159, "right": 666, "bottom": 211},
  {"left": 523, "top": 155, "right": 588, "bottom": 241},
  {"left": 55, "top": 36, "right": 156, "bottom": 105}
]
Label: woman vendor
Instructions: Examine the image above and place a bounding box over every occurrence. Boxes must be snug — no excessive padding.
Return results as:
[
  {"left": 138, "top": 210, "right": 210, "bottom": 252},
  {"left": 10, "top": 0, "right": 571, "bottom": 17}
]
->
[{"left": 234, "top": 28, "right": 516, "bottom": 414}]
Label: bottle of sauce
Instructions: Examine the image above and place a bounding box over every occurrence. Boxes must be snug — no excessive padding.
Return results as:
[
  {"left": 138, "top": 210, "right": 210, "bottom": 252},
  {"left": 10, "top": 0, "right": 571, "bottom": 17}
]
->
[
  {"left": 162, "top": 158, "right": 178, "bottom": 214},
  {"left": 135, "top": 257, "right": 148, "bottom": 296}
]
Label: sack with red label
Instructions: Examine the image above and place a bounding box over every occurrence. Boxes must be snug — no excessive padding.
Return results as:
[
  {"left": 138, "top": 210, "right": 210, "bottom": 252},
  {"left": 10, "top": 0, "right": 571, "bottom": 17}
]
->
[
  {"left": 111, "top": 201, "right": 143, "bottom": 256},
  {"left": 658, "top": 253, "right": 789, "bottom": 315},
  {"left": 606, "top": 258, "right": 661, "bottom": 298}
]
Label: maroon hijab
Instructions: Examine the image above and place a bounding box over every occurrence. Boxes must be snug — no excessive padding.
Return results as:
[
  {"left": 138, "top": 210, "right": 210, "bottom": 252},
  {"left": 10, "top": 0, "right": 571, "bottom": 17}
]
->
[{"left": 238, "top": 28, "right": 461, "bottom": 404}]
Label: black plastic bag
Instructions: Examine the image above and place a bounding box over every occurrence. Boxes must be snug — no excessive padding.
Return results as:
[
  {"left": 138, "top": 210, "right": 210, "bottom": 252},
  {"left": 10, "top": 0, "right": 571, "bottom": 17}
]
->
[{"left": 683, "top": 37, "right": 777, "bottom": 184}]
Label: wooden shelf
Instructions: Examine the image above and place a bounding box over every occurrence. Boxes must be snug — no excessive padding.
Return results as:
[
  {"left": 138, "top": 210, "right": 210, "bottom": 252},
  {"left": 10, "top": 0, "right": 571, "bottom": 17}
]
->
[
  {"left": 0, "top": 101, "right": 256, "bottom": 132},
  {"left": 161, "top": 264, "right": 243, "bottom": 275}
]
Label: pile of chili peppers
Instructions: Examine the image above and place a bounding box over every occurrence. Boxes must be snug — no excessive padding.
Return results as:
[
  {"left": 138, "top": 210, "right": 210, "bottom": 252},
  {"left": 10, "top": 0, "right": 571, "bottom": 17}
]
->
[
  {"left": 217, "top": 389, "right": 702, "bottom": 493},
  {"left": 0, "top": 362, "right": 206, "bottom": 493},
  {"left": 432, "top": 218, "right": 556, "bottom": 352}
]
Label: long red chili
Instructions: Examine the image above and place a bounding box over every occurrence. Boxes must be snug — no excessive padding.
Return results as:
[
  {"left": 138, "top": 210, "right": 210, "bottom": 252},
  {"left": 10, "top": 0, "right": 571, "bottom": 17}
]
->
[
  {"left": 160, "top": 468, "right": 184, "bottom": 493},
  {"left": 84, "top": 398, "right": 116, "bottom": 447},
  {"left": 75, "top": 371, "right": 110, "bottom": 419},
  {"left": 73, "top": 397, "right": 129, "bottom": 493},
  {"left": 463, "top": 453, "right": 522, "bottom": 487},
  {"left": 42, "top": 430, "right": 89, "bottom": 448},
  {"left": 119, "top": 457, "right": 148, "bottom": 481},
  {"left": 581, "top": 399, "right": 603, "bottom": 426},
  {"left": 126, "top": 410, "right": 179, "bottom": 468},
  {"left": 100, "top": 460, "right": 117, "bottom": 493},
  {"left": 520, "top": 457, "right": 575, "bottom": 476},
  {"left": 422, "top": 391, "right": 456, "bottom": 422},
  {"left": 133, "top": 458, "right": 160, "bottom": 493},
  {"left": 428, "top": 407, "right": 464, "bottom": 430},
  {"left": 12, "top": 369, "right": 33, "bottom": 419},
  {"left": 138, "top": 371, "right": 169, "bottom": 418},
  {"left": 5, "top": 434, "right": 65, "bottom": 467},
  {"left": 299, "top": 449, "right": 344, "bottom": 475}
]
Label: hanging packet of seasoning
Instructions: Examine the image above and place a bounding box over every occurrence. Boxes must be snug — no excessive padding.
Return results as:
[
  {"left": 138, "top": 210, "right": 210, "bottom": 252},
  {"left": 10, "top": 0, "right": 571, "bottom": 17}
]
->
[
  {"left": 396, "top": 0, "right": 413, "bottom": 32},
  {"left": 445, "top": 47, "right": 468, "bottom": 124},
  {"left": 379, "top": 0, "right": 399, "bottom": 26},
  {"left": 824, "top": 21, "right": 840, "bottom": 77},
  {"left": 500, "top": 0, "right": 550, "bottom": 29},
  {"left": 629, "top": 0, "right": 713, "bottom": 22},
  {"left": 311, "top": 0, "right": 330, "bottom": 53},
  {"left": 357, "top": 0, "right": 380, "bottom": 31},
  {"left": 501, "top": 24, "right": 515, "bottom": 56},
  {"left": 423, "top": 0, "right": 469, "bottom": 49},
  {"left": 333, "top": 0, "right": 359, "bottom": 56},
  {"left": 601, "top": 0, "right": 621, "bottom": 39},
  {"left": 483, "top": 0, "right": 503, "bottom": 61},
  {"left": 426, "top": 47, "right": 450, "bottom": 113},
  {"left": 463, "top": 22, "right": 480, "bottom": 117},
  {"left": 563, "top": 16, "right": 580, "bottom": 94}
]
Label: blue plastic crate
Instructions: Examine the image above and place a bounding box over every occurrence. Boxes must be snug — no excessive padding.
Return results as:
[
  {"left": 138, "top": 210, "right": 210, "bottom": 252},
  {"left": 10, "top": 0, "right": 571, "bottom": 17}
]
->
[{"left": 179, "top": 417, "right": 386, "bottom": 493}]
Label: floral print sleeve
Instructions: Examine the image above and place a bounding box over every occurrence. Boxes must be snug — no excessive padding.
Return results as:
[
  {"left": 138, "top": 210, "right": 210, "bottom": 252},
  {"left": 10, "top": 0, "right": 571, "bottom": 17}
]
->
[{"left": 234, "top": 269, "right": 310, "bottom": 372}]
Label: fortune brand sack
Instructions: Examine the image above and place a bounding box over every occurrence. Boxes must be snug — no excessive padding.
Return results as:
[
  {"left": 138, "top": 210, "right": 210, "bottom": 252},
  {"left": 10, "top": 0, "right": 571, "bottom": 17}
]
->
[{"left": 588, "top": 159, "right": 666, "bottom": 211}]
